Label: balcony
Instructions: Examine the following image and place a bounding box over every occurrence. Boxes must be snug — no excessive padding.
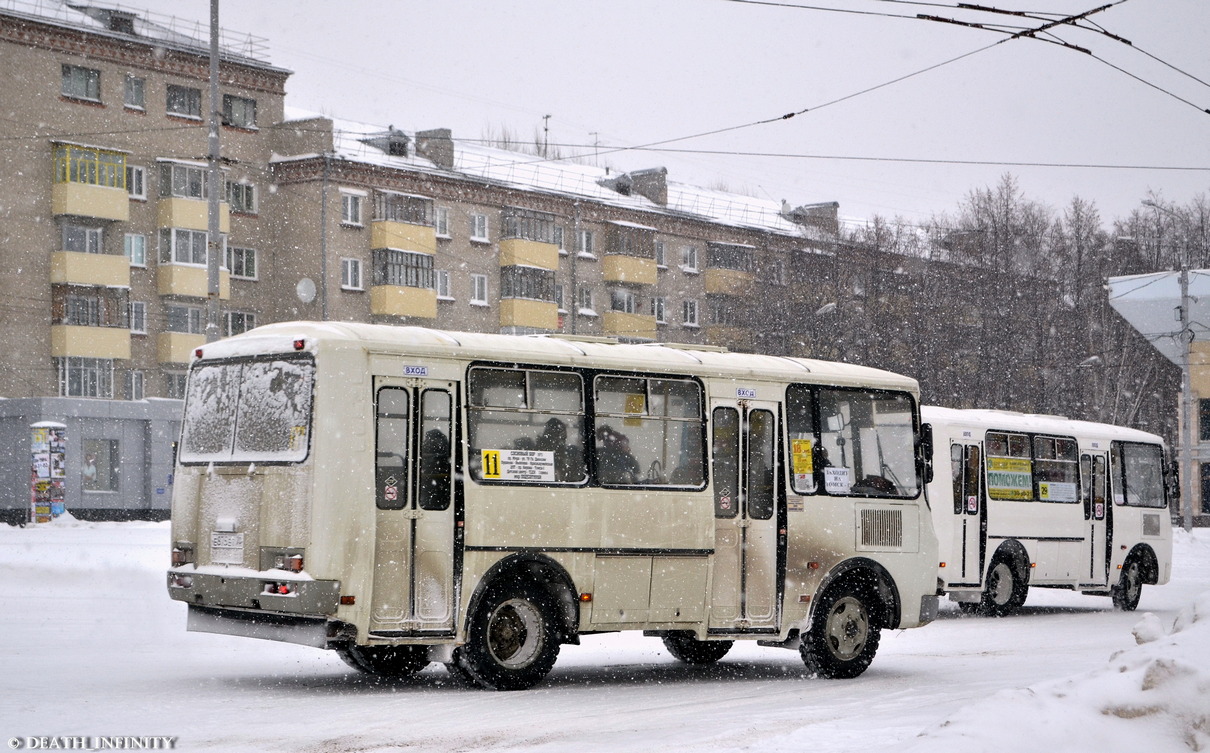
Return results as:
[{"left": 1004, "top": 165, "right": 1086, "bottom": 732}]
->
[
  {"left": 603, "top": 311, "right": 657, "bottom": 341},
  {"left": 706, "top": 325, "right": 751, "bottom": 350},
  {"left": 370, "top": 221, "right": 436, "bottom": 254},
  {"left": 602, "top": 255, "right": 657, "bottom": 286},
  {"left": 51, "top": 182, "right": 129, "bottom": 222},
  {"left": 370, "top": 285, "right": 437, "bottom": 319},
  {"left": 500, "top": 299, "right": 558, "bottom": 331},
  {"left": 499, "top": 238, "right": 558, "bottom": 270},
  {"left": 50, "top": 252, "right": 130, "bottom": 288},
  {"left": 157, "top": 265, "right": 231, "bottom": 300},
  {"left": 704, "top": 267, "right": 755, "bottom": 297},
  {"left": 158, "top": 332, "right": 205, "bottom": 364},
  {"left": 158, "top": 198, "right": 230, "bottom": 233},
  {"left": 50, "top": 325, "right": 130, "bottom": 360}
]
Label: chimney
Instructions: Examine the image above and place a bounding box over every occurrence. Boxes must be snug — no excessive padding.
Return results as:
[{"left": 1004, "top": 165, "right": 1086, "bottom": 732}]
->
[
  {"left": 628, "top": 167, "right": 668, "bottom": 206},
  {"left": 780, "top": 201, "right": 840, "bottom": 235},
  {"left": 416, "top": 128, "right": 454, "bottom": 170}
]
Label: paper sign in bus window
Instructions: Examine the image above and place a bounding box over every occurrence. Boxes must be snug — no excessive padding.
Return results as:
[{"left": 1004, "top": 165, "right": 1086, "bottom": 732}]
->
[
  {"left": 825, "top": 467, "right": 850, "bottom": 494},
  {"left": 791, "top": 438, "right": 814, "bottom": 482},
  {"left": 987, "top": 456, "right": 1033, "bottom": 499},
  {"left": 481, "top": 449, "right": 555, "bottom": 482}
]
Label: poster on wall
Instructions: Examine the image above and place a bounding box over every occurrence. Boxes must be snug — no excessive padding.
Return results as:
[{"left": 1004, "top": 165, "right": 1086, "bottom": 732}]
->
[{"left": 30, "top": 422, "right": 66, "bottom": 524}]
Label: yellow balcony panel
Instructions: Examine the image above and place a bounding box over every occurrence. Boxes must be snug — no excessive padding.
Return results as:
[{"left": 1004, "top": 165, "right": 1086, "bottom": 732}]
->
[
  {"left": 602, "top": 255, "right": 657, "bottom": 286},
  {"left": 499, "top": 238, "right": 559, "bottom": 270},
  {"left": 157, "top": 265, "right": 231, "bottom": 300},
  {"left": 706, "top": 325, "right": 751, "bottom": 350},
  {"left": 371, "top": 221, "right": 437, "bottom": 254},
  {"left": 500, "top": 299, "right": 558, "bottom": 331},
  {"left": 52, "top": 182, "right": 129, "bottom": 222},
  {"left": 51, "top": 325, "right": 131, "bottom": 360},
  {"left": 157, "top": 197, "right": 230, "bottom": 233},
  {"left": 50, "top": 252, "right": 130, "bottom": 288},
  {"left": 370, "top": 285, "right": 438, "bottom": 319},
  {"left": 158, "top": 332, "right": 206, "bottom": 364},
  {"left": 704, "top": 267, "right": 755, "bottom": 297},
  {"left": 603, "top": 311, "right": 657, "bottom": 341}
]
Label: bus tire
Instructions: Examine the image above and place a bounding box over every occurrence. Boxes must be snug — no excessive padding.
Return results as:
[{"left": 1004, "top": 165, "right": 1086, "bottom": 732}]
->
[
  {"left": 337, "top": 644, "right": 430, "bottom": 677},
  {"left": 981, "top": 555, "right": 1027, "bottom": 616},
  {"left": 800, "top": 582, "right": 881, "bottom": 679},
  {"left": 661, "top": 632, "right": 733, "bottom": 665},
  {"left": 454, "top": 581, "right": 560, "bottom": 690},
  {"left": 1112, "top": 557, "right": 1143, "bottom": 611}
]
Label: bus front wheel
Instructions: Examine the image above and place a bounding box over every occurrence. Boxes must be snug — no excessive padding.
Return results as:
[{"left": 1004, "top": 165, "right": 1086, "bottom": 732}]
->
[
  {"left": 453, "top": 581, "right": 560, "bottom": 690},
  {"left": 662, "top": 632, "right": 733, "bottom": 664},
  {"left": 337, "top": 644, "right": 430, "bottom": 677},
  {"left": 800, "top": 583, "right": 881, "bottom": 679},
  {"left": 1112, "top": 558, "right": 1143, "bottom": 611}
]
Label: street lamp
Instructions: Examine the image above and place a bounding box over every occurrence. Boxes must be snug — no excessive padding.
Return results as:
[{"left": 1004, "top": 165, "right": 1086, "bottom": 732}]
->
[{"left": 1142, "top": 200, "right": 1195, "bottom": 532}]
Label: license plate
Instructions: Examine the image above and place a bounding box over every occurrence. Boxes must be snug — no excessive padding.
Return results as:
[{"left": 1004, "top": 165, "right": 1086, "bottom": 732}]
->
[{"left": 211, "top": 531, "right": 245, "bottom": 564}]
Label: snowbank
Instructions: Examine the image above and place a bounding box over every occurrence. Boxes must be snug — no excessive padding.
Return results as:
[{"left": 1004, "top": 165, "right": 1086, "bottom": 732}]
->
[{"left": 897, "top": 591, "right": 1210, "bottom": 752}]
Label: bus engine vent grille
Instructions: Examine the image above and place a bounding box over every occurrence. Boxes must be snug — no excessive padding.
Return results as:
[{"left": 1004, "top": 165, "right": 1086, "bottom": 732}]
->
[{"left": 859, "top": 508, "right": 903, "bottom": 549}]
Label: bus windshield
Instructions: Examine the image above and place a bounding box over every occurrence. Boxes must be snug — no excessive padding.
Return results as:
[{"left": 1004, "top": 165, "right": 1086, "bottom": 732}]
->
[{"left": 179, "top": 356, "right": 315, "bottom": 464}]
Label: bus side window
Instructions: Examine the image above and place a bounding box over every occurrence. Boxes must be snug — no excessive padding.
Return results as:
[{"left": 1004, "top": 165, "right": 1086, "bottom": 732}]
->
[
  {"left": 375, "top": 387, "right": 409, "bottom": 511},
  {"left": 747, "top": 409, "right": 775, "bottom": 520},
  {"left": 712, "top": 407, "right": 740, "bottom": 517},
  {"left": 417, "top": 390, "right": 452, "bottom": 511}
]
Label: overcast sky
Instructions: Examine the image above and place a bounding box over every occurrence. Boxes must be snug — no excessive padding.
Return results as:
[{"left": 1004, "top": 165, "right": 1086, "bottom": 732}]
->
[{"left": 138, "top": 0, "right": 1208, "bottom": 229}]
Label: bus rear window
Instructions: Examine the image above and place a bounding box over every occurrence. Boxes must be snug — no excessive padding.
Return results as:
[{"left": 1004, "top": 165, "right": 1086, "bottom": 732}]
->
[{"left": 179, "top": 356, "right": 315, "bottom": 464}]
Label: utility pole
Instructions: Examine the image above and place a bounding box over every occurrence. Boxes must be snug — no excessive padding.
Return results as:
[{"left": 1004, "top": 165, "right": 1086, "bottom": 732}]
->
[
  {"left": 205, "top": 0, "right": 222, "bottom": 342},
  {"left": 542, "top": 114, "right": 551, "bottom": 158}
]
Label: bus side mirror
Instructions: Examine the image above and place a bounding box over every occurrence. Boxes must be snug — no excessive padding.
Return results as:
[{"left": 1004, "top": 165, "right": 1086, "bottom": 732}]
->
[{"left": 920, "top": 424, "right": 934, "bottom": 485}]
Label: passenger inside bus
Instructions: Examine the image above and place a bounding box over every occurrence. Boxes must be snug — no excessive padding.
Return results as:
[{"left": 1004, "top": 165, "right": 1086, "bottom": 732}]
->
[
  {"left": 596, "top": 426, "right": 640, "bottom": 484},
  {"left": 536, "top": 418, "right": 584, "bottom": 482}
]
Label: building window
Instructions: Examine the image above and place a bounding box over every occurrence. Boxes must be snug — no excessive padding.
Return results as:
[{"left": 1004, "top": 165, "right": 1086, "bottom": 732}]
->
[
  {"left": 1200, "top": 399, "right": 1210, "bottom": 442},
  {"left": 124, "top": 75, "right": 145, "bottom": 110},
  {"left": 501, "top": 266, "right": 555, "bottom": 301},
  {"left": 470, "top": 273, "right": 488, "bottom": 305},
  {"left": 224, "top": 311, "right": 257, "bottom": 336},
  {"left": 159, "top": 228, "right": 220, "bottom": 266},
  {"left": 707, "top": 243, "right": 753, "bottom": 272},
  {"left": 53, "top": 144, "right": 125, "bottom": 189},
  {"left": 555, "top": 284, "right": 566, "bottom": 312},
  {"left": 577, "top": 286, "right": 595, "bottom": 315},
  {"left": 160, "top": 162, "right": 207, "bottom": 199},
  {"left": 82, "top": 439, "right": 119, "bottom": 491},
  {"left": 681, "top": 245, "right": 699, "bottom": 272},
  {"left": 166, "top": 84, "right": 202, "bottom": 118},
  {"left": 683, "top": 299, "right": 699, "bottom": 327},
  {"left": 61, "top": 65, "right": 100, "bottom": 102},
  {"left": 610, "top": 288, "right": 637, "bottom": 314},
  {"left": 226, "top": 182, "right": 257, "bottom": 214},
  {"left": 221, "top": 94, "right": 257, "bottom": 128},
  {"left": 341, "top": 191, "right": 363, "bottom": 226},
  {"left": 435, "top": 207, "right": 451, "bottom": 237},
  {"left": 126, "top": 165, "right": 146, "bottom": 199},
  {"left": 710, "top": 298, "right": 740, "bottom": 326},
  {"left": 166, "top": 372, "right": 188, "bottom": 399},
  {"left": 436, "top": 270, "right": 452, "bottom": 299},
  {"left": 124, "top": 234, "right": 146, "bottom": 266},
  {"left": 341, "top": 258, "right": 363, "bottom": 290},
  {"left": 127, "top": 370, "right": 145, "bottom": 401},
  {"left": 58, "top": 357, "right": 113, "bottom": 398},
  {"left": 470, "top": 213, "right": 489, "bottom": 243},
  {"left": 767, "top": 259, "right": 787, "bottom": 286},
  {"left": 226, "top": 246, "right": 257, "bottom": 280},
  {"left": 166, "top": 304, "right": 204, "bottom": 334},
  {"left": 64, "top": 295, "right": 101, "bottom": 327},
  {"left": 554, "top": 225, "right": 566, "bottom": 254},
  {"left": 655, "top": 241, "right": 667, "bottom": 268},
  {"left": 63, "top": 224, "right": 103, "bottom": 254},
  {"left": 372, "top": 249, "right": 433, "bottom": 289},
  {"left": 578, "top": 229, "right": 596, "bottom": 258},
  {"left": 375, "top": 191, "right": 432, "bottom": 225},
  {"left": 129, "top": 301, "right": 147, "bottom": 334},
  {"left": 501, "top": 207, "right": 556, "bottom": 243},
  {"left": 654, "top": 296, "right": 666, "bottom": 323}
]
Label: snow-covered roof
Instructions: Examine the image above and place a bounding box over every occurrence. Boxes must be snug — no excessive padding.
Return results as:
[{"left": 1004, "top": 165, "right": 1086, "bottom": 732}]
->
[{"left": 281, "top": 107, "right": 838, "bottom": 242}]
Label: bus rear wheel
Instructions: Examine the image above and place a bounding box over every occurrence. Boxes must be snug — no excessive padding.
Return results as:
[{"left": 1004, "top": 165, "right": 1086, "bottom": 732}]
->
[
  {"left": 453, "top": 581, "right": 560, "bottom": 690},
  {"left": 662, "top": 632, "right": 733, "bottom": 665},
  {"left": 1112, "top": 558, "right": 1143, "bottom": 611},
  {"left": 800, "top": 583, "right": 881, "bottom": 679},
  {"left": 981, "top": 557, "right": 1027, "bottom": 616},
  {"left": 337, "top": 644, "right": 430, "bottom": 677}
]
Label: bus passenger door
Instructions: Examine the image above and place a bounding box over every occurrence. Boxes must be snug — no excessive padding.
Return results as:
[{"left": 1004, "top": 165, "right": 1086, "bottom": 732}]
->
[
  {"left": 1081, "top": 453, "right": 1109, "bottom": 586},
  {"left": 949, "top": 443, "right": 984, "bottom": 585},
  {"left": 709, "top": 401, "right": 781, "bottom": 633},
  {"left": 370, "top": 380, "right": 457, "bottom": 636}
]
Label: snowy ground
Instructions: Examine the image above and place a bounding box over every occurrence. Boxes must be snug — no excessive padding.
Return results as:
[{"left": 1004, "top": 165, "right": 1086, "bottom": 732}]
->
[{"left": 1, "top": 520, "right": 1207, "bottom": 753}]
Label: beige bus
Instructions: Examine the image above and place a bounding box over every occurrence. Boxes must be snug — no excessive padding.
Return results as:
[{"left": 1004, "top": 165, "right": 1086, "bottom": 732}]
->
[
  {"left": 167, "top": 322, "right": 939, "bottom": 690},
  {"left": 923, "top": 406, "right": 1173, "bottom": 615}
]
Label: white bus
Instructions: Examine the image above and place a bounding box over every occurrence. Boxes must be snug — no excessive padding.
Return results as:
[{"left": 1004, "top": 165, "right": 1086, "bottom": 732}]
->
[
  {"left": 922, "top": 406, "right": 1173, "bottom": 615},
  {"left": 167, "top": 322, "right": 939, "bottom": 689}
]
